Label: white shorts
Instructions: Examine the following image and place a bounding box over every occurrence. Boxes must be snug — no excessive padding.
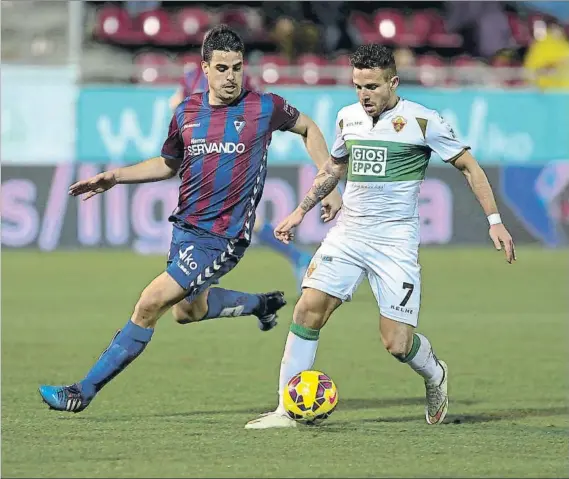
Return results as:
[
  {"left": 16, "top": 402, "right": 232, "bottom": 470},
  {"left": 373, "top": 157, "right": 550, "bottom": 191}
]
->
[{"left": 302, "top": 227, "right": 421, "bottom": 327}]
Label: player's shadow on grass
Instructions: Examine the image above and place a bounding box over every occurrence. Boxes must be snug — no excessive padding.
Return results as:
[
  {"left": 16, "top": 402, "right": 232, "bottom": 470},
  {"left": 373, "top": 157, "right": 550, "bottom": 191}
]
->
[
  {"left": 339, "top": 397, "right": 478, "bottom": 410},
  {"left": 358, "top": 406, "right": 569, "bottom": 425},
  {"left": 143, "top": 397, "right": 478, "bottom": 420}
]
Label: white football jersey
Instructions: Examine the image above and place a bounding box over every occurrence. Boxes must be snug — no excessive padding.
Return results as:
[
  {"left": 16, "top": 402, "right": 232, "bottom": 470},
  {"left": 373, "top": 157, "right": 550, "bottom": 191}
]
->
[{"left": 330, "top": 98, "right": 469, "bottom": 245}]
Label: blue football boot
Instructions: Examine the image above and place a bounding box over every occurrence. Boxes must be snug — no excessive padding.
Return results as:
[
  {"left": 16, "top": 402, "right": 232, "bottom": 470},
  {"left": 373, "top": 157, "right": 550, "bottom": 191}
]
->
[
  {"left": 254, "top": 291, "right": 286, "bottom": 331},
  {"left": 38, "top": 383, "right": 91, "bottom": 413}
]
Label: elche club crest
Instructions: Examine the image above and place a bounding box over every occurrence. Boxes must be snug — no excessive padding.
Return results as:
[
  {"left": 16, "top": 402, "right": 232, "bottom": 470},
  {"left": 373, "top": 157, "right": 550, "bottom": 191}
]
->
[
  {"left": 306, "top": 261, "right": 317, "bottom": 278},
  {"left": 392, "top": 116, "right": 407, "bottom": 132},
  {"left": 391, "top": 116, "right": 407, "bottom": 133}
]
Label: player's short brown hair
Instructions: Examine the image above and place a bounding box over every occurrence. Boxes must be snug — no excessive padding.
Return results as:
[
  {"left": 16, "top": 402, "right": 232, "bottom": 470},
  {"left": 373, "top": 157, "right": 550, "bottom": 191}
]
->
[
  {"left": 349, "top": 44, "right": 397, "bottom": 79},
  {"left": 201, "top": 25, "right": 245, "bottom": 63}
]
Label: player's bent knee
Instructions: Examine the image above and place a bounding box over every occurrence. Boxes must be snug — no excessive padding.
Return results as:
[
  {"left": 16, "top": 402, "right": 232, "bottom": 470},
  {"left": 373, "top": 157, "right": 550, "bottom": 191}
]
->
[
  {"left": 132, "top": 273, "right": 188, "bottom": 328},
  {"left": 172, "top": 289, "right": 209, "bottom": 324},
  {"left": 133, "top": 293, "right": 165, "bottom": 327},
  {"left": 383, "top": 338, "right": 410, "bottom": 360},
  {"left": 172, "top": 301, "right": 207, "bottom": 324},
  {"left": 293, "top": 288, "right": 341, "bottom": 330},
  {"left": 380, "top": 315, "right": 414, "bottom": 359}
]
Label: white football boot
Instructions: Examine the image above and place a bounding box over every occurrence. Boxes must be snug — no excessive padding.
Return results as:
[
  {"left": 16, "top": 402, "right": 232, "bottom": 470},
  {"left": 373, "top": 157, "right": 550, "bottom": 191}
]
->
[
  {"left": 244, "top": 409, "right": 297, "bottom": 429},
  {"left": 425, "top": 360, "right": 449, "bottom": 425}
]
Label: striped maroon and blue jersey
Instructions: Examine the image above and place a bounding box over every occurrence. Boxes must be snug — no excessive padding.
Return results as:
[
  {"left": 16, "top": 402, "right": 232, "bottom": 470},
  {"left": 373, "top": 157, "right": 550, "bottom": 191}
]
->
[{"left": 161, "top": 89, "right": 300, "bottom": 241}]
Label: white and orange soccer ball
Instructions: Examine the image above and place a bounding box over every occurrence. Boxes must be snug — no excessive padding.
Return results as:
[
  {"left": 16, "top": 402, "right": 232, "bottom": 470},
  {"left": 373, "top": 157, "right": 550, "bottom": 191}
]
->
[{"left": 282, "top": 370, "right": 338, "bottom": 424}]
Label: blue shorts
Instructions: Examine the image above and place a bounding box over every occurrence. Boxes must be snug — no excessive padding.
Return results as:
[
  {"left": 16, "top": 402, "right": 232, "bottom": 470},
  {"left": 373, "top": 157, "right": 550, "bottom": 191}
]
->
[{"left": 166, "top": 223, "right": 248, "bottom": 302}]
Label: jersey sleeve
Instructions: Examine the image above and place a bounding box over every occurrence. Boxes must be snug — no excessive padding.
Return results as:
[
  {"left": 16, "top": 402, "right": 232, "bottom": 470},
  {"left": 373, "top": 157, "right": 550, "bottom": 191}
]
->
[
  {"left": 161, "top": 114, "right": 184, "bottom": 161},
  {"left": 425, "top": 111, "right": 470, "bottom": 162},
  {"left": 330, "top": 112, "right": 348, "bottom": 159},
  {"left": 268, "top": 93, "right": 300, "bottom": 132}
]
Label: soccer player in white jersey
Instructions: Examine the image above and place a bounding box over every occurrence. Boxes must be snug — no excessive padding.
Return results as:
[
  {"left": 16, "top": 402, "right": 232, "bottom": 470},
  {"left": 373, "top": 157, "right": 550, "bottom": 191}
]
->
[{"left": 245, "top": 44, "right": 516, "bottom": 429}]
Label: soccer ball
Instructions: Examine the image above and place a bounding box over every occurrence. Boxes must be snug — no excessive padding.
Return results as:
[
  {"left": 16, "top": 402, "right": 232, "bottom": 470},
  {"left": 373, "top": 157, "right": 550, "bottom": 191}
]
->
[{"left": 282, "top": 370, "right": 338, "bottom": 424}]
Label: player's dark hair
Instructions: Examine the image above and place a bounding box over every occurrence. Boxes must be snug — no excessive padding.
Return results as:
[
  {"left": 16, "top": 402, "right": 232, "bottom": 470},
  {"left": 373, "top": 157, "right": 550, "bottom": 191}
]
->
[
  {"left": 349, "top": 44, "right": 397, "bottom": 79},
  {"left": 201, "top": 24, "right": 245, "bottom": 63}
]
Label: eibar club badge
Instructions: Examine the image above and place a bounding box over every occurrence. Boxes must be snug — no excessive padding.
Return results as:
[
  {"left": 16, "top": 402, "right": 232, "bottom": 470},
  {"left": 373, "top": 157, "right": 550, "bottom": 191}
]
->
[{"left": 234, "top": 116, "right": 246, "bottom": 134}]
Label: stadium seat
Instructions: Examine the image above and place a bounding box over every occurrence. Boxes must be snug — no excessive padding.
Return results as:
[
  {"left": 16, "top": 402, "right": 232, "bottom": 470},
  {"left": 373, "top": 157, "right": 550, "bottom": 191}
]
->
[
  {"left": 133, "top": 51, "right": 176, "bottom": 84},
  {"left": 408, "top": 11, "right": 436, "bottom": 47},
  {"left": 424, "top": 10, "right": 463, "bottom": 48},
  {"left": 297, "top": 54, "right": 335, "bottom": 85},
  {"left": 348, "top": 11, "right": 377, "bottom": 44},
  {"left": 507, "top": 12, "right": 531, "bottom": 46},
  {"left": 416, "top": 53, "right": 446, "bottom": 87},
  {"left": 372, "top": 9, "right": 417, "bottom": 46},
  {"left": 177, "top": 7, "right": 211, "bottom": 43},
  {"left": 138, "top": 9, "right": 188, "bottom": 46},
  {"left": 218, "top": 8, "right": 253, "bottom": 39},
  {"left": 258, "top": 54, "right": 292, "bottom": 85},
  {"left": 95, "top": 5, "right": 146, "bottom": 45}
]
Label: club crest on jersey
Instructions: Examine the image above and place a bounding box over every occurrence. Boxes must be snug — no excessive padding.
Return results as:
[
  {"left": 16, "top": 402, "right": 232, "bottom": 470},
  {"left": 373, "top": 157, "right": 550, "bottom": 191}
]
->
[
  {"left": 306, "top": 261, "right": 317, "bottom": 278},
  {"left": 234, "top": 116, "right": 246, "bottom": 135},
  {"left": 392, "top": 116, "right": 407, "bottom": 132}
]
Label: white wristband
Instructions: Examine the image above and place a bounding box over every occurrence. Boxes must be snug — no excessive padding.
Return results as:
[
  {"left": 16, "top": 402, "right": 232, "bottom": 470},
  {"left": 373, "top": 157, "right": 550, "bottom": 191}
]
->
[{"left": 487, "top": 213, "right": 502, "bottom": 226}]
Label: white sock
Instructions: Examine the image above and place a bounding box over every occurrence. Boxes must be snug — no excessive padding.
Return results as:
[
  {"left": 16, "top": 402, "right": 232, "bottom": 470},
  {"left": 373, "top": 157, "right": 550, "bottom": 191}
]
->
[
  {"left": 276, "top": 330, "right": 319, "bottom": 413},
  {"left": 405, "top": 333, "right": 444, "bottom": 386}
]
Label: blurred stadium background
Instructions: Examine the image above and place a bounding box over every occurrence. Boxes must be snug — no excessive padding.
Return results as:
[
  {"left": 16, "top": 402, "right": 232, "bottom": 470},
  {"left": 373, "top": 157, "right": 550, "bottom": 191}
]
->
[
  {"left": 2, "top": 0, "right": 569, "bottom": 250},
  {"left": 1, "top": 1, "right": 568, "bottom": 478}
]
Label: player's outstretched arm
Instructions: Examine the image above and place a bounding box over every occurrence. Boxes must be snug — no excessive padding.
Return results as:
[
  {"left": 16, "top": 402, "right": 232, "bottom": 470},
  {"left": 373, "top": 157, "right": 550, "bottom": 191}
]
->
[
  {"left": 288, "top": 113, "right": 330, "bottom": 169},
  {"left": 274, "top": 156, "right": 348, "bottom": 243},
  {"left": 451, "top": 150, "right": 516, "bottom": 263},
  {"left": 288, "top": 113, "right": 343, "bottom": 222},
  {"left": 69, "top": 156, "right": 181, "bottom": 201}
]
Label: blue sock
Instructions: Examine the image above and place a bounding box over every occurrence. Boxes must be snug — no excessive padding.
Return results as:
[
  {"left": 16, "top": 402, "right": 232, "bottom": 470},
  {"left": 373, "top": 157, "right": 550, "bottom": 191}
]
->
[
  {"left": 79, "top": 320, "right": 153, "bottom": 400},
  {"left": 257, "top": 223, "right": 305, "bottom": 263},
  {"left": 201, "top": 287, "right": 261, "bottom": 320}
]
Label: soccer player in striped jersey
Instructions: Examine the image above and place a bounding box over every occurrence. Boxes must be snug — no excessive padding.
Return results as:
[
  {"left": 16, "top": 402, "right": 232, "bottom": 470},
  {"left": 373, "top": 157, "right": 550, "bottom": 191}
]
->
[
  {"left": 169, "top": 43, "right": 313, "bottom": 291},
  {"left": 38, "top": 25, "right": 342, "bottom": 413}
]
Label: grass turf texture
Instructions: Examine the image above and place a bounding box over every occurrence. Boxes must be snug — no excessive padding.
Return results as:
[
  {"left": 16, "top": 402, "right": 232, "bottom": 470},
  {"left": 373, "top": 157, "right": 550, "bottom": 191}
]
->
[{"left": 2, "top": 247, "right": 568, "bottom": 478}]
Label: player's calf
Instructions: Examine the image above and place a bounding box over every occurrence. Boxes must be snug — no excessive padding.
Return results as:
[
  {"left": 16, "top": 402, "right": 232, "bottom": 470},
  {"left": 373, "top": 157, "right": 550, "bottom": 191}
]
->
[
  {"left": 380, "top": 315, "right": 448, "bottom": 424},
  {"left": 380, "top": 315, "right": 444, "bottom": 384},
  {"left": 172, "top": 292, "right": 209, "bottom": 324},
  {"left": 39, "top": 272, "right": 187, "bottom": 413},
  {"left": 173, "top": 287, "right": 286, "bottom": 332},
  {"left": 276, "top": 289, "right": 341, "bottom": 409}
]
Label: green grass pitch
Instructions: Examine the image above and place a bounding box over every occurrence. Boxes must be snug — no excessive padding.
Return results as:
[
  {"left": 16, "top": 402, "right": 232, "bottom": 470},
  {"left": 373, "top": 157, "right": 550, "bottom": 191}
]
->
[{"left": 2, "top": 247, "right": 568, "bottom": 477}]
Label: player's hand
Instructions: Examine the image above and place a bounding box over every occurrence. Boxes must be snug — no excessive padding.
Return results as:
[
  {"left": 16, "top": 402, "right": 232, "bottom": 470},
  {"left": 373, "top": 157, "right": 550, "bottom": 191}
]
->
[
  {"left": 68, "top": 171, "right": 118, "bottom": 201},
  {"left": 321, "top": 189, "right": 342, "bottom": 223},
  {"left": 489, "top": 224, "right": 516, "bottom": 264},
  {"left": 274, "top": 209, "right": 305, "bottom": 244}
]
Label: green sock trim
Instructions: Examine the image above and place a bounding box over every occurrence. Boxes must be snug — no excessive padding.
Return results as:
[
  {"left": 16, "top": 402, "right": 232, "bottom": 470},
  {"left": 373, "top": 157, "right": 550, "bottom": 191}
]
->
[
  {"left": 290, "top": 323, "right": 320, "bottom": 341},
  {"left": 400, "top": 333, "right": 421, "bottom": 363}
]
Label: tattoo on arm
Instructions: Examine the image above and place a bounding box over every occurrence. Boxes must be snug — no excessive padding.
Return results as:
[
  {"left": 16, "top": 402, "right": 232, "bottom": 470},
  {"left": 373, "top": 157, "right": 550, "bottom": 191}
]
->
[{"left": 298, "top": 158, "right": 346, "bottom": 213}]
